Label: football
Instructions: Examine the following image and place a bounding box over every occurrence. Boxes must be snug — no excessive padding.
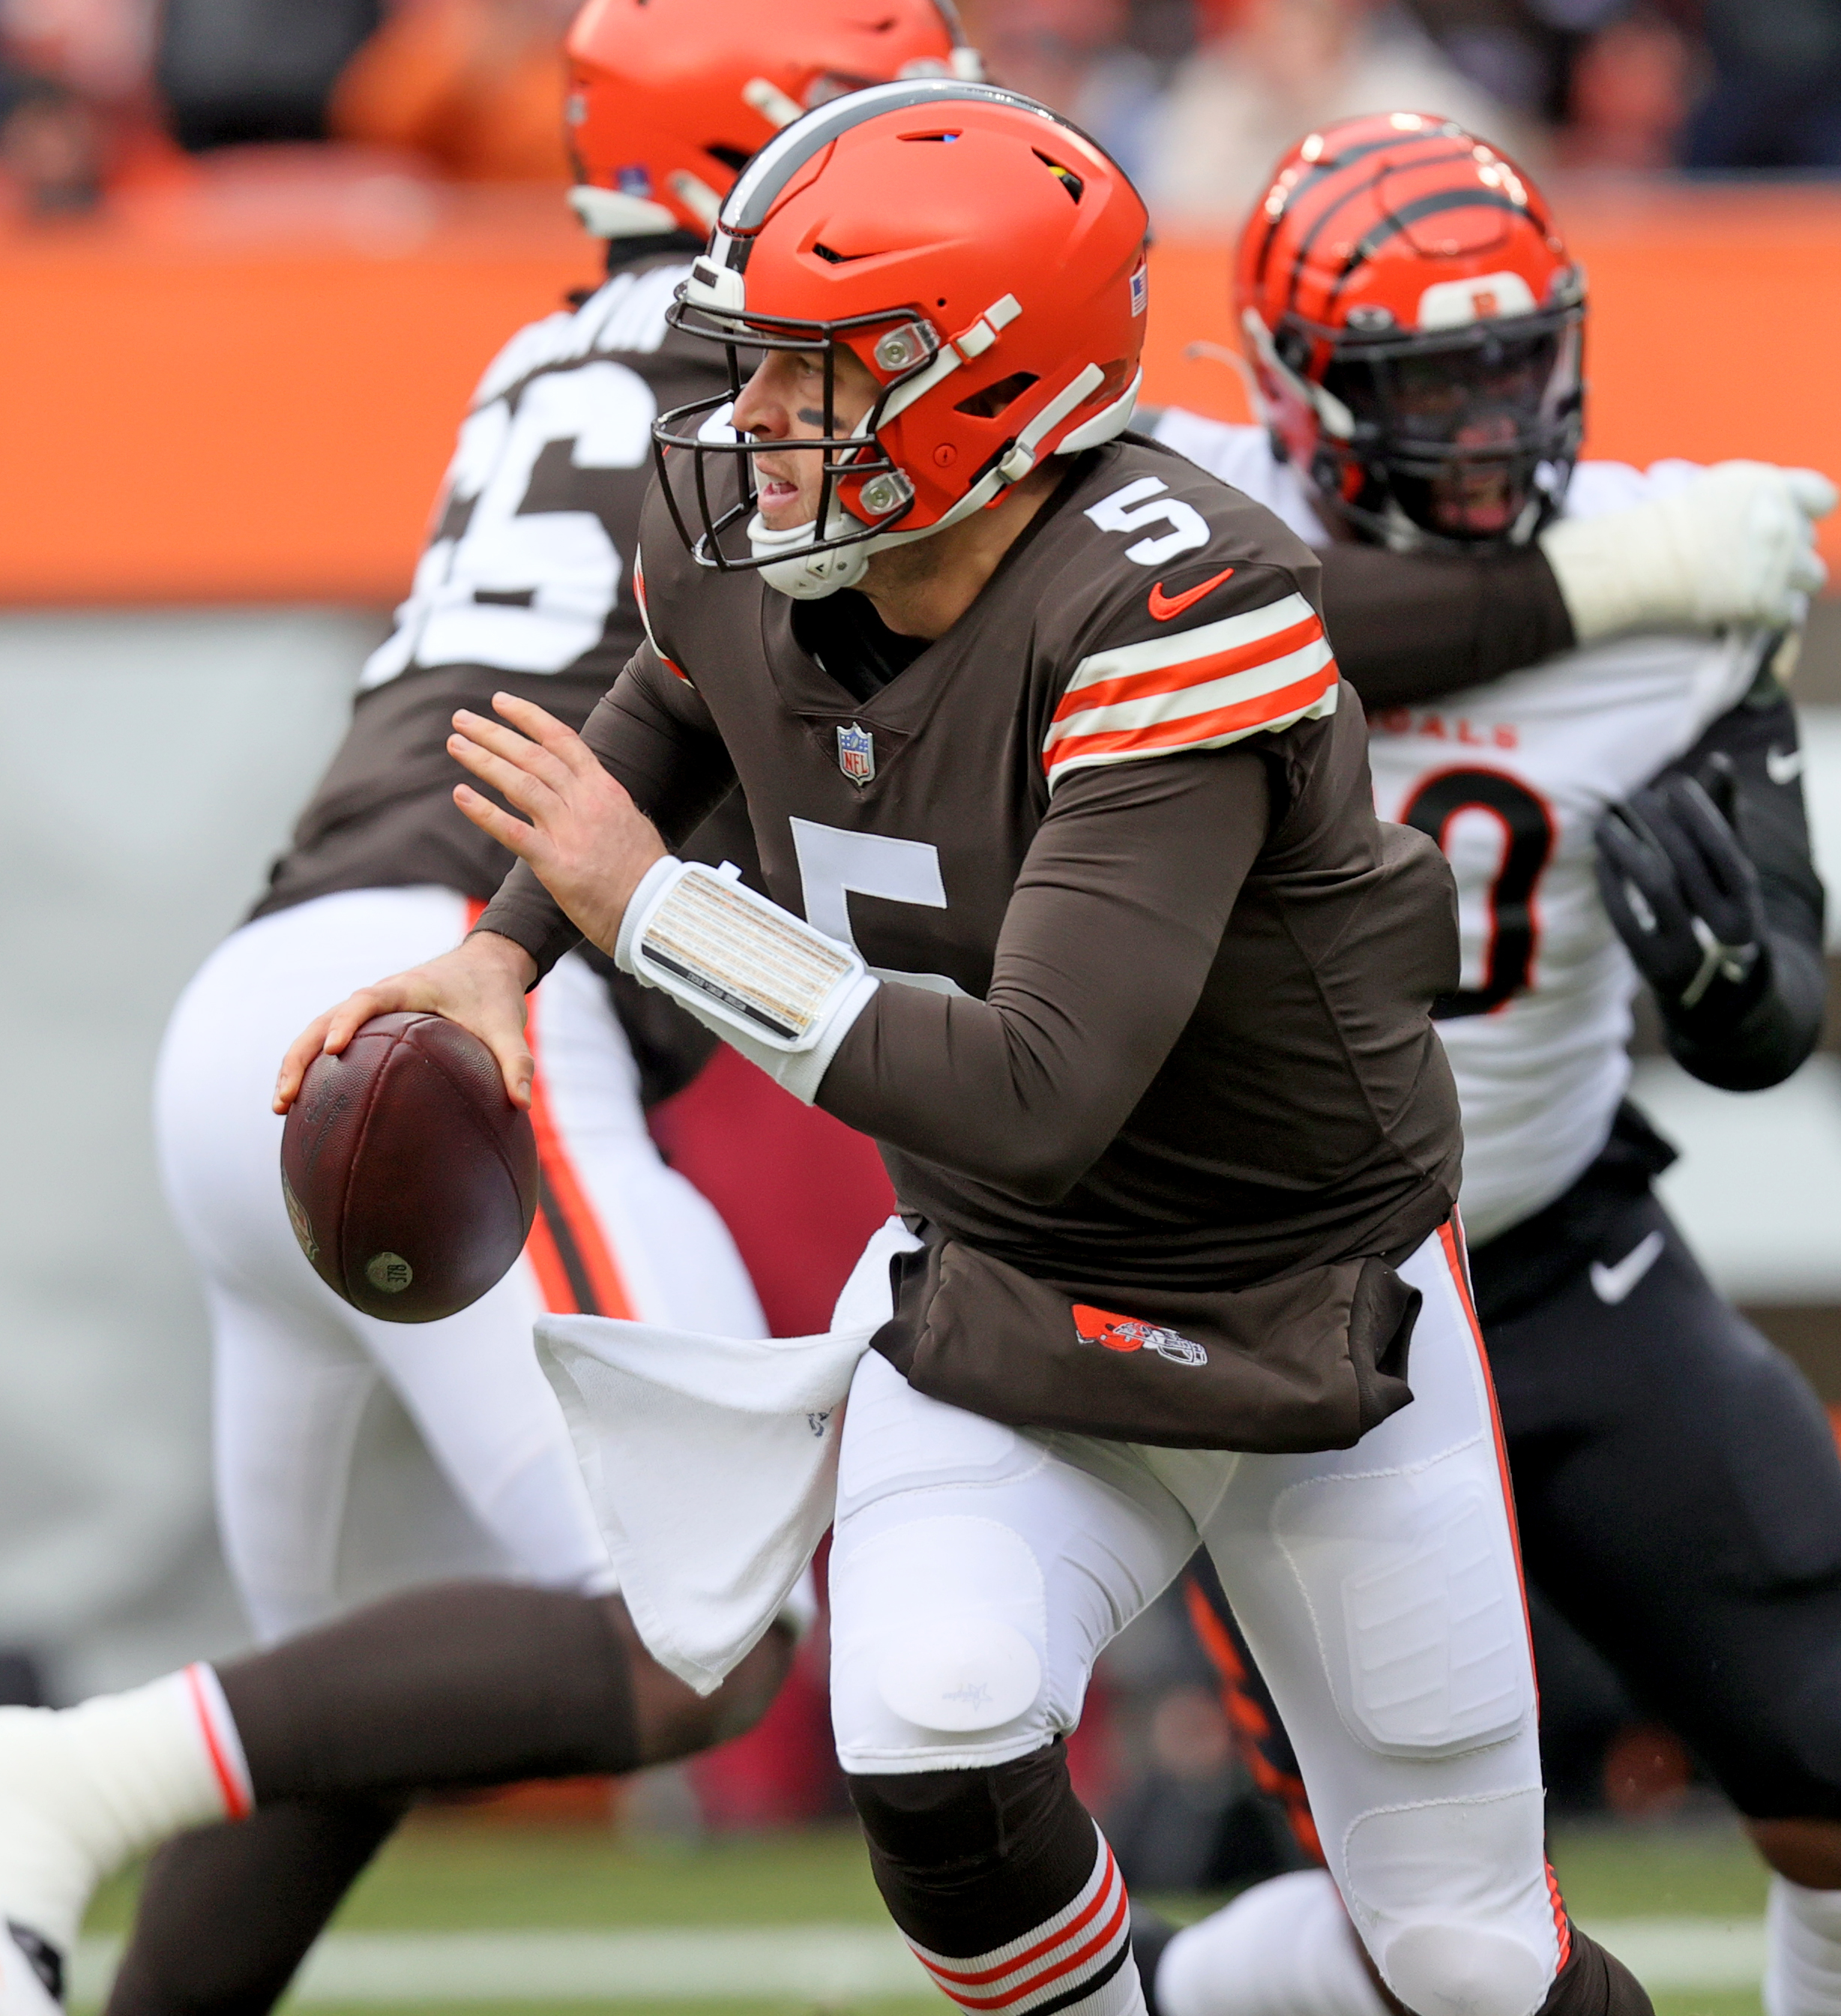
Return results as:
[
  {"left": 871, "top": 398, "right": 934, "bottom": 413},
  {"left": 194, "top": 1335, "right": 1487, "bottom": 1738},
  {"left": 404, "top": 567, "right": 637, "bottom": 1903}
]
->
[{"left": 280, "top": 1012, "right": 539, "bottom": 1323}]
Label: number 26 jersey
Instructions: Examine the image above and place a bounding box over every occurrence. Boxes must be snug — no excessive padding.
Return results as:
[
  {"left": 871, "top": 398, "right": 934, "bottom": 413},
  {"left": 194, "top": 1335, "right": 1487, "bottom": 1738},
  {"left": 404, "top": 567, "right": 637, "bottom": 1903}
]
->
[{"left": 1156, "top": 412, "right": 1762, "bottom": 1242}]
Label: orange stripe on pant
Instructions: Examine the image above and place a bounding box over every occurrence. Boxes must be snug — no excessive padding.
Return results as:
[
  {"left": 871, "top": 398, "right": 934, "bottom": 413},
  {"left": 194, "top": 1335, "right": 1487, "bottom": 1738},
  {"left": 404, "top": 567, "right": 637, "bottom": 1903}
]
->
[
  {"left": 465, "top": 900, "right": 634, "bottom": 1320},
  {"left": 1435, "top": 1217, "right": 1570, "bottom": 1970}
]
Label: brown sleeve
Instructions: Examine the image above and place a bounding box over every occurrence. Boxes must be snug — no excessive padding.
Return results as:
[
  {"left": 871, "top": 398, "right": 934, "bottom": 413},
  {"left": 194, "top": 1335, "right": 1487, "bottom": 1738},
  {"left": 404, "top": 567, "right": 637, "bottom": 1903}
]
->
[
  {"left": 816, "top": 747, "right": 1271, "bottom": 1204},
  {"left": 1319, "top": 541, "right": 1574, "bottom": 709},
  {"left": 473, "top": 643, "right": 736, "bottom": 980}
]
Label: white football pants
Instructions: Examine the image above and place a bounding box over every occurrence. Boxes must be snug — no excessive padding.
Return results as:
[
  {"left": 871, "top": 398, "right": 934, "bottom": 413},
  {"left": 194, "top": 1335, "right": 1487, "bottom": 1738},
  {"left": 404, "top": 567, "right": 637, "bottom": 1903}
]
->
[
  {"left": 156, "top": 886, "right": 765, "bottom": 1644},
  {"left": 827, "top": 1222, "right": 1566, "bottom": 2016}
]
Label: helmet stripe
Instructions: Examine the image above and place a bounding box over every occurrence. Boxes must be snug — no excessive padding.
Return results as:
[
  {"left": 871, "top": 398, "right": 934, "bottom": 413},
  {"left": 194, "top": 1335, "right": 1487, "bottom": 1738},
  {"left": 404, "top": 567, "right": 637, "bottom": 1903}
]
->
[
  {"left": 722, "top": 77, "right": 1045, "bottom": 234},
  {"left": 1280, "top": 143, "right": 1475, "bottom": 318},
  {"left": 1249, "top": 133, "right": 1412, "bottom": 289},
  {"left": 1325, "top": 187, "right": 1529, "bottom": 314}
]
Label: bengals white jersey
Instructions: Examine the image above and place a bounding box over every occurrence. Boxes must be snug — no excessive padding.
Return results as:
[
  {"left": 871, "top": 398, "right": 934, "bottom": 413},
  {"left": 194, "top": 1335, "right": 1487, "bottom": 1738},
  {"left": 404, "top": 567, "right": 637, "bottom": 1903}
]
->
[{"left": 1154, "top": 410, "right": 1764, "bottom": 1242}]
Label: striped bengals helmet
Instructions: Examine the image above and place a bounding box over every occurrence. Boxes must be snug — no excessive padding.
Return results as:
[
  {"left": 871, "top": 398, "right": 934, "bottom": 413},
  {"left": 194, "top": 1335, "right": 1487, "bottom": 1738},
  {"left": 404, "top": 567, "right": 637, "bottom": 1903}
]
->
[{"left": 1235, "top": 111, "right": 1585, "bottom": 549}]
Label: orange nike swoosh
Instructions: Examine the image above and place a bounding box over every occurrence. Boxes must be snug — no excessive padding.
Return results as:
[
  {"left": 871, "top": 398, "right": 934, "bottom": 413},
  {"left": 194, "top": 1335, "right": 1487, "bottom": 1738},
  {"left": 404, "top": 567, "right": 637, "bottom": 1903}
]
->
[{"left": 1148, "top": 567, "right": 1235, "bottom": 622}]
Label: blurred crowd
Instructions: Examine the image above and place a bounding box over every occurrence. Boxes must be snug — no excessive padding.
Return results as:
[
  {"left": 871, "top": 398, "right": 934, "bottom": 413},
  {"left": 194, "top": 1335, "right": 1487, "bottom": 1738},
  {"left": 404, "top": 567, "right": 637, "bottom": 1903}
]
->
[{"left": 0, "top": 0, "right": 1837, "bottom": 222}]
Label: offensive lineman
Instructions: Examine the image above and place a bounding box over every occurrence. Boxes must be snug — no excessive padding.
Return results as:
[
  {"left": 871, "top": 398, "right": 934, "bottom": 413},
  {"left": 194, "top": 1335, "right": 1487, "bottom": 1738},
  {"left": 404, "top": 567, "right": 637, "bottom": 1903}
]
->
[
  {"left": 0, "top": 11, "right": 983, "bottom": 2016},
  {"left": 1128, "top": 114, "right": 1841, "bottom": 2016},
  {"left": 281, "top": 82, "right": 1648, "bottom": 2016}
]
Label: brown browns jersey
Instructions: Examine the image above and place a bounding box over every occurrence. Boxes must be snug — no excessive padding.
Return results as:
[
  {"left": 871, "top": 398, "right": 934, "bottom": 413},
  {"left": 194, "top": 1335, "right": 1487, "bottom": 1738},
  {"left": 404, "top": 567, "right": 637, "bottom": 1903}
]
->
[
  {"left": 256, "top": 250, "right": 747, "bottom": 921},
  {"left": 482, "top": 433, "right": 1463, "bottom": 1288}
]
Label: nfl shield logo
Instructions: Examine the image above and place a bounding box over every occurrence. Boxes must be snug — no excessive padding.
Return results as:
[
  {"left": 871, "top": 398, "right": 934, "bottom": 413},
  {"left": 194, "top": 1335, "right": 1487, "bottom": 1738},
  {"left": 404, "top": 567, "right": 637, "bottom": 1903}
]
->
[{"left": 837, "top": 722, "right": 876, "bottom": 786}]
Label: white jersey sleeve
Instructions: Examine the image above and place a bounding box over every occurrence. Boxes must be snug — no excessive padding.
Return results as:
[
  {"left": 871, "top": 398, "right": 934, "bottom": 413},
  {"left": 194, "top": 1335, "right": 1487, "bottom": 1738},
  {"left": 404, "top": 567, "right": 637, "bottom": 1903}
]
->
[
  {"left": 1148, "top": 409, "right": 1330, "bottom": 546},
  {"left": 1155, "top": 417, "right": 1771, "bottom": 1243}
]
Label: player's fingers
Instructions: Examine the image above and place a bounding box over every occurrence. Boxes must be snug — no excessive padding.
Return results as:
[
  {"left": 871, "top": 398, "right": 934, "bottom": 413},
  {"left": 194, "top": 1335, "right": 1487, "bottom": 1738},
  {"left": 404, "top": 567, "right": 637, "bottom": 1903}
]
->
[
  {"left": 450, "top": 708, "right": 579, "bottom": 792},
  {"left": 1662, "top": 775, "right": 1757, "bottom": 917},
  {"left": 492, "top": 691, "right": 609, "bottom": 783},
  {"left": 448, "top": 731, "right": 567, "bottom": 819},
  {"left": 486, "top": 1024, "right": 536, "bottom": 1109},
  {"left": 490, "top": 691, "right": 576, "bottom": 747},
  {"left": 453, "top": 782, "right": 547, "bottom": 863},
  {"left": 274, "top": 1011, "right": 337, "bottom": 1110},
  {"left": 1596, "top": 807, "right": 1686, "bottom": 920}
]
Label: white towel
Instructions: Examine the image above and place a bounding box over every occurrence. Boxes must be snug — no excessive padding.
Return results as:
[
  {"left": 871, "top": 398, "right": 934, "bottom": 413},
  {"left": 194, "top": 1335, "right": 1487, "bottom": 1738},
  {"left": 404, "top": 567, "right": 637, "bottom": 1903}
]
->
[{"left": 536, "top": 1218, "right": 919, "bottom": 1694}]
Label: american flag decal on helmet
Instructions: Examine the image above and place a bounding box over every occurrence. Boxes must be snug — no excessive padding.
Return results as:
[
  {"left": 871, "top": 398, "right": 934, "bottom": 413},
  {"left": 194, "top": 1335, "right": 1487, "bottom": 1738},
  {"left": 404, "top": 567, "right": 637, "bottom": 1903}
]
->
[
  {"left": 1129, "top": 259, "right": 1148, "bottom": 316},
  {"left": 1072, "top": 1304, "right": 1207, "bottom": 1366}
]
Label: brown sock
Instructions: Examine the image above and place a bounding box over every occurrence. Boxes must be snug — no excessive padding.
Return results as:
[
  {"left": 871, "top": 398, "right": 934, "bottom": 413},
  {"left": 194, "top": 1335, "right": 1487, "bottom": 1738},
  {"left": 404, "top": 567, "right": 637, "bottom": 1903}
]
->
[
  {"left": 214, "top": 1582, "right": 639, "bottom": 1803},
  {"left": 1535, "top": 1925, "right": 1654, "bottom": 2016},
  {"left": 103, "top": 1799, "right": 406, "bottom": 2016}
]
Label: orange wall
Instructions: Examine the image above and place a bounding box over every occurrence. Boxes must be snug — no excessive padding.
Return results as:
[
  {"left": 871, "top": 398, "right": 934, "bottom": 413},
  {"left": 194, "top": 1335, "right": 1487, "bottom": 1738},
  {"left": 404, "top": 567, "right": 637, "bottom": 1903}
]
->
[{"left": 1, "top": 179, "right": 1839, "bottom": 604}]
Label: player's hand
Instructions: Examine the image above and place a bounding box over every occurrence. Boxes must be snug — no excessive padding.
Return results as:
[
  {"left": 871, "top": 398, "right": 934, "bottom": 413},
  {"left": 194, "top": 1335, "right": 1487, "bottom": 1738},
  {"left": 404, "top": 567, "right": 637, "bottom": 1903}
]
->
[
  {"left": 274, "top": 931, "right": 539, "bottom": 1113},
  {"left": 448, "top": 694, "right": 668, "bottom": 956},
  {"left": 1542, "top": 461, "right": 1837, "bottom": 643},
  {"left": 1594, "top": 761, "right": 1766, "bottom": 1020}
]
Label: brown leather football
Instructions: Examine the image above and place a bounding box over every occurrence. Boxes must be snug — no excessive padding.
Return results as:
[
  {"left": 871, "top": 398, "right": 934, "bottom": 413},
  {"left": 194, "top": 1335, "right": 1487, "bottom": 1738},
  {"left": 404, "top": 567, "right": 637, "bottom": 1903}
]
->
[{"left": 280, "top": 1012, "right": 539, "bottom": 1323}]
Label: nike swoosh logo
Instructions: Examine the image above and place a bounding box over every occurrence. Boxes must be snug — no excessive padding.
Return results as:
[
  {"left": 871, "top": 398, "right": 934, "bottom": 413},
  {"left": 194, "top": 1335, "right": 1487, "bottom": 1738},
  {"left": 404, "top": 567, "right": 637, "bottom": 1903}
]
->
[
  {"left": 1589, "top": 1229, "right": 1666, "bottom": 1305},
  {"left": 1767, "top": 746, "right": 1804, "bottom": 785},
  {"left": 1148, "top": 567, "right": 1235, "bottom": 622}
]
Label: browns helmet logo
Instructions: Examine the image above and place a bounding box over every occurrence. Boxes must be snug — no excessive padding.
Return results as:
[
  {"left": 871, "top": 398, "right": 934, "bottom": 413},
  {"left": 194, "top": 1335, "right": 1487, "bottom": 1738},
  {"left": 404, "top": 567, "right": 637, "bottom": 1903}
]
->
[{"left": 1071, "top": 1303, "right": 1207, "bottom": 1367}]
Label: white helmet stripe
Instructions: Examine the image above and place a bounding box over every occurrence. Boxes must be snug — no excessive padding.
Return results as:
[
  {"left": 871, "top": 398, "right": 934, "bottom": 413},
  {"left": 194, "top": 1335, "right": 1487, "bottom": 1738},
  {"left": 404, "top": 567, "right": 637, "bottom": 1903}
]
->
[{"left": 720, "top": 78, "right": 1049, "bottom": 235}]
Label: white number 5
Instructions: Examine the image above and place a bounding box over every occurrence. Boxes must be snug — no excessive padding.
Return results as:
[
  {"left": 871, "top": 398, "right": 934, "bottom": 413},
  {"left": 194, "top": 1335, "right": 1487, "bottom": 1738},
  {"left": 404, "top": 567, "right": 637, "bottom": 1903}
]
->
[
  {"left": 1083, "top": 477, "right": 1209, "bottom": 566},
  {"left": 790, "top": 818, "right": 967, "bottom": 998}
]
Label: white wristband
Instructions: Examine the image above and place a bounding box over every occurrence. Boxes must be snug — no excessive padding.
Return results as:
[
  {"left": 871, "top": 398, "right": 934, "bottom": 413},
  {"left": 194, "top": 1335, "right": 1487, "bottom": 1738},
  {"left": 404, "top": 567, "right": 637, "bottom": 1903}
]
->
[{"left": 615, "top": 858, "right": 879, "bottom": 1104}]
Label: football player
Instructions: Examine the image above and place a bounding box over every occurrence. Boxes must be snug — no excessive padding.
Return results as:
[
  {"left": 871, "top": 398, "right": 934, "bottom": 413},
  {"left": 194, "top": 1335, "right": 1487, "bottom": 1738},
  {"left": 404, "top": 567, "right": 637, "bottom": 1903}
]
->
[
  {"left": 1128, "top": 112, "right": 1841, "bottom": 2016},
  {"left": 0, "top": 10, "right": 980, "bottom": 2016},
  {"left": 161, "top": 0, "right": 974, "bottom": 1650},
  {"left": 274, "top": 81, "right": 1649, "bottom": 2015}
]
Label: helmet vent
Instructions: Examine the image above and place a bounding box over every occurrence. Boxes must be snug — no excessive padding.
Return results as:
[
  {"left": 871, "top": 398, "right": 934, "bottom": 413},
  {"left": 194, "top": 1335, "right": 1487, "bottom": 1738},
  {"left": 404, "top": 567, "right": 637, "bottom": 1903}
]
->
[
  {"left": 705, "top": 144, "right": 750, "bottom": 172},
  {"left": 956, "top": 371, "right": 1039, "bottom": 418},
  {"left": 1033, "top": 152, "right": 1083, "bottom": 202}
]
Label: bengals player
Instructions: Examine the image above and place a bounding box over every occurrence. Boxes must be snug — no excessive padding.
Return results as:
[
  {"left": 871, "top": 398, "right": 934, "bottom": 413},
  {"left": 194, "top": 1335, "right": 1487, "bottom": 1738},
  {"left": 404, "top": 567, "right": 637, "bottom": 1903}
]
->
[
  {"left": 1130, "top": 114, "right": 1841, "bottom": 2016},
  {"left": 262, "top": 82, "right": 1648, "bottom": 2016},
  {"left": 0, "top": 13, "right": 980, "bottom": 2016}
]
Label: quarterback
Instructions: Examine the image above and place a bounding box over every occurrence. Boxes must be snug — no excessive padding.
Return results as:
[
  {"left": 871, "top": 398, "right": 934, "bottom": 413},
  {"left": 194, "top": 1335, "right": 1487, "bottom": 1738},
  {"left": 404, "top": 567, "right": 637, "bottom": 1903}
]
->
[
  {"left": 1131, "top": 114, "right": 1840, "bottom": 2016},
  {"left": 282, "top": 82, "right": 1645, "bottom": 2016},
  {"left": 0, "top": 8, "right": 986, "bottom": 2016}
]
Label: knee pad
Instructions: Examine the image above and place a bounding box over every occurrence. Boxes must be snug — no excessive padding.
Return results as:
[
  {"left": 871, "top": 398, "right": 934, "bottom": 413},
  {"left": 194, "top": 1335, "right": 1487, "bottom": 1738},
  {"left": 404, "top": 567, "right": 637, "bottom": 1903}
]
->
[
  {"left": 1343, "top": 1788, "right": 1558, "bottom": 2016},
  {"left": 1382, "top": 1923, "right": 1551, "bottom": 2016},
  {"left": 831, "top": 1514, "right": 1051, "bottom": 1769}
]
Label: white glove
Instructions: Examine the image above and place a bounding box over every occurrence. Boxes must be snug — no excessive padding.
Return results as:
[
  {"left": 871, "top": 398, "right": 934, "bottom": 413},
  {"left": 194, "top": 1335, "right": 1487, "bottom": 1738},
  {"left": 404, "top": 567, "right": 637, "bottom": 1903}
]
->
[{"left": 1541, "top": 460, "right": 1836, "bottom": 643}]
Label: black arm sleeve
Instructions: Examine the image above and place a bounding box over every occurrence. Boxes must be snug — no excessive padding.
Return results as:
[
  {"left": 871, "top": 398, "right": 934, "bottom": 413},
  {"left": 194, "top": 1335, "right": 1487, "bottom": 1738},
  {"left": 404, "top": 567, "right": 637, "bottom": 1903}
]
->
[
  {"left": 1660, "top": 675, "right": 1828, "bottom": 1091},
  {"left": 473, "top": 644, "right": 736, "bottom": 981},
  {"left": 1319, "top": 542, "right": 1576, "bottom": 710},
  {"left": 816, "top": 748, "right": 1271, "bottom": 1204}
]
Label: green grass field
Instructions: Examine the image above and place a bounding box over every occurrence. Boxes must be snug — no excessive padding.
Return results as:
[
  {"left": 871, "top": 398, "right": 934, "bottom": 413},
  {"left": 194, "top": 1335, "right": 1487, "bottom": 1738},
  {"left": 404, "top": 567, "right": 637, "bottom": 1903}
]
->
[{"left": 74, "top": 1810, "right": 1777, "bottom": 2016}]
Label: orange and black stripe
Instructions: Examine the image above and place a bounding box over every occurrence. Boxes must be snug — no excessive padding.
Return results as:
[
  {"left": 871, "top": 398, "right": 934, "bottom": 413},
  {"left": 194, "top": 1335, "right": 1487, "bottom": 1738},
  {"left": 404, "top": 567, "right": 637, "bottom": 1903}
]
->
[{"left": 1182, "top": 1559, "right": 1324, "bottom": 1868}]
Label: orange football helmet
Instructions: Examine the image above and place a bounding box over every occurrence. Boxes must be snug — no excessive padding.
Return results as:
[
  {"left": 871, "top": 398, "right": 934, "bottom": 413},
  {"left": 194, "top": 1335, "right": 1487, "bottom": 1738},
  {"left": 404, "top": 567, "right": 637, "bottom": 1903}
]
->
[
  {"left": 652, "top": 79, "right": 1150, "bottom": 598},
  {"left": 1235, "top": 111, "right": 1585, "bottom": 549},
  {"left": 564, "top": 0, "right": 980, "bottom": 239}
]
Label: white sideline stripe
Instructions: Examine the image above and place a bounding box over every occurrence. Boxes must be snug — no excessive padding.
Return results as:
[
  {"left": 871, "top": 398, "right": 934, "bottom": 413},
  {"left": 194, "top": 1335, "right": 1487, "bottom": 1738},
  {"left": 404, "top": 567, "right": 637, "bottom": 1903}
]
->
[
  {"left": 69, "top": 1916, "right": 1765, "bottom": 2003},
  {"left": 70, "top": 1926, "right": 933, "bottom": 2004}
]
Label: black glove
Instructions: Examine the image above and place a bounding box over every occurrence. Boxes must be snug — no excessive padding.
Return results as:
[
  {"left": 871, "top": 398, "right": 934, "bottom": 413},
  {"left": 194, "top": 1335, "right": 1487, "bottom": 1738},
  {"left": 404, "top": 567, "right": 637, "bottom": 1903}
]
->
[{"left": 1594, "top": 758, "right": 1768, "bottom": 1023}]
